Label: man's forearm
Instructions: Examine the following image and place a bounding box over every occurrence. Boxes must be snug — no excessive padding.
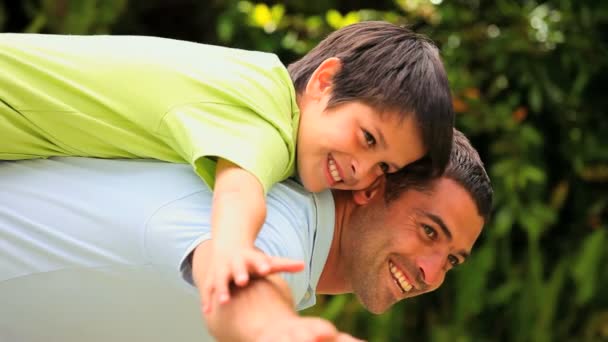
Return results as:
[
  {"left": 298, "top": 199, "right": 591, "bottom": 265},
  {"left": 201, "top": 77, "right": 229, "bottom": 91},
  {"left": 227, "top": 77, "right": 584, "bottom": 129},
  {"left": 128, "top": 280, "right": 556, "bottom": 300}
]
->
[
  {"left": 192, "top": 241, "right": 293, "bottom": 340},
  {"left": 203, "top": 274, "right": 349, "bottom": 342},
  {"left": 203, "top": 274, "right": 296, "bottom": 341},
  {"left": 192, "top": 242, "right": 345, "bottom": 341}
]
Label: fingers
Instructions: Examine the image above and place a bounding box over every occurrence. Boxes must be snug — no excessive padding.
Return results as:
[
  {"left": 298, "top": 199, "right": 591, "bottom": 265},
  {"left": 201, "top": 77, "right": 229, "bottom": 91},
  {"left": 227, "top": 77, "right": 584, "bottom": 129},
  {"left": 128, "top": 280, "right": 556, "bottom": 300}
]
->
[
  {"left": 200, "top": 248, "right": 306, "bottom": 314},
  {"left": 214, "top": 265, "right": 231, "bottom": 305},
  {"left": 200, "top": 272, "right": 214, "bottom": 314},
  {"left": 200, "top": 255, "right": 233, "bottom": 313},
  {"left": 266, "top": 256, "right": 306, "bottom": 274},
  {"left": 242, "top": 249, "right": 271, "bottom": 277},
  {"left": 337, "top": 333, "right": 366, "bottom": 342},
  {"left": 201, "top": 248, "right": 266, "bottom": 313},
  {"left": 300, "top": 318, "right": 338, "bottom": 342},
  {"left": 235, "top": 250, "right": 304, "bottom": 280},
  {"left": 232, "top": 256, "right": 249, "bottom": 287},
  {"left": 201, "top": 265, "right": 231, "bottom": 313}
]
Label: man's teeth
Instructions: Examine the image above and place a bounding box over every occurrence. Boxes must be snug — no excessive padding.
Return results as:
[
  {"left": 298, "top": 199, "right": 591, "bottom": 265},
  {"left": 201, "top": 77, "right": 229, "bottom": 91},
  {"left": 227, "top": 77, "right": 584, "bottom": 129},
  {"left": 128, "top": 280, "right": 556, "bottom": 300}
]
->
[
  {"left": 389, "top": 261, "right": 413, "bottom": 293},
  {"left": 328, "top": 158, "right": 342, "bottom": 182}
]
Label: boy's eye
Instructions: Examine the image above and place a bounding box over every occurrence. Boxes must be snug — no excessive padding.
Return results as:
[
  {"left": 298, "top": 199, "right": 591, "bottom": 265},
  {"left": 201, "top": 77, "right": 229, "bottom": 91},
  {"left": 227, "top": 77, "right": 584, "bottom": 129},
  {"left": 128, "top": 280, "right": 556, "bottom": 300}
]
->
[
  {"left": 422, "top": 224, "right": 436, "bottom": 239},
  {"left": 363, "top": 130, "right": 376, "bottom": 147},
  {"left": 448, "top": 255, "right": 460, "bottom": 267}
]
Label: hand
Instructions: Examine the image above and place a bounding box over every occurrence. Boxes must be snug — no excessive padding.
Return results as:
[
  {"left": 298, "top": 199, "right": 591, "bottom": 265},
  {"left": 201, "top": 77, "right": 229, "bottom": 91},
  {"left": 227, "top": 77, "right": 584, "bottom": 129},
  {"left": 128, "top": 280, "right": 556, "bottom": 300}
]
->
[
  {"left": 256, "top": 316, "right": 365, "bottom": 342},
  {"left": 199, "top": 244, "right": 305, "bottom": 313}
]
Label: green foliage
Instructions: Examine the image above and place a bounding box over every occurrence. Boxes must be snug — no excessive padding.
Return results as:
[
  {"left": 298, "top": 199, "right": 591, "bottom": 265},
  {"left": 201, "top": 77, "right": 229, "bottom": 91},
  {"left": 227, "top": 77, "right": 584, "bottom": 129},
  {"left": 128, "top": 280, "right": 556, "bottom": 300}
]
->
[{"left": 2, "top": 0, "right": 606, "bottom": 340}]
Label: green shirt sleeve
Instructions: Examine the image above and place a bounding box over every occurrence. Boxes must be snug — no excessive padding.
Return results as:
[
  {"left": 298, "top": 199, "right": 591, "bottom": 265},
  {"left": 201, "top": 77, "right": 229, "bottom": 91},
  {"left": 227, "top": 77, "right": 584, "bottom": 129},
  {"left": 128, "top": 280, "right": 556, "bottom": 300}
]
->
[{"left": 157, "top": 102, "right": 294, "bottom": 193}]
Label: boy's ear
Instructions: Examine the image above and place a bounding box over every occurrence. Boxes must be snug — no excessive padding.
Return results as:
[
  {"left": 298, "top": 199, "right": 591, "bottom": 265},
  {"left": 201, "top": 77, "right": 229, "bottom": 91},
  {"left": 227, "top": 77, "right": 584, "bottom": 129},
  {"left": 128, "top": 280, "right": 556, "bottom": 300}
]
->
[
  {"left": 352, "top": 177, "right": 386, "bottom": 205},
  {"left": 305, "top": 57, "right": 341, "bottom": 100}
]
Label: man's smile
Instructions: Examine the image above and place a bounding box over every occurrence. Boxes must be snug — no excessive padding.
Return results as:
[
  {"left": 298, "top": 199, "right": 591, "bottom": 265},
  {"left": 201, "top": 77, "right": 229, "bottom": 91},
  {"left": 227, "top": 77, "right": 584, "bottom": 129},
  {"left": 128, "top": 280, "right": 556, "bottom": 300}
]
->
[{"left": 388, "top": 260, "right": 414, "bottom": 294}]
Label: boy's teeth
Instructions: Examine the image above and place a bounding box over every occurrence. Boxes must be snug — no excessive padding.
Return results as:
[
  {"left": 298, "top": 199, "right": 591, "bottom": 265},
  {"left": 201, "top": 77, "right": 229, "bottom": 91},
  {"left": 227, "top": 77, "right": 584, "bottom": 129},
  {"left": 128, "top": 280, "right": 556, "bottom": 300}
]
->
[
  {"left": 328, "top": 159, "right": 342, "bottom": 182},
  {"left": 389, "top": 261, "right": 413, "bottom": 293}
]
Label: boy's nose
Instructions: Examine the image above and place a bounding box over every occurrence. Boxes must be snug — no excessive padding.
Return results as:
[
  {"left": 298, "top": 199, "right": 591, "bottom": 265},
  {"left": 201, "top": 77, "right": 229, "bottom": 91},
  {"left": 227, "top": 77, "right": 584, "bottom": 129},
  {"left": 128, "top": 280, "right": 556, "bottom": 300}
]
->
[{"left": 350, "top": 159, "right": 381, "bottom": 185}]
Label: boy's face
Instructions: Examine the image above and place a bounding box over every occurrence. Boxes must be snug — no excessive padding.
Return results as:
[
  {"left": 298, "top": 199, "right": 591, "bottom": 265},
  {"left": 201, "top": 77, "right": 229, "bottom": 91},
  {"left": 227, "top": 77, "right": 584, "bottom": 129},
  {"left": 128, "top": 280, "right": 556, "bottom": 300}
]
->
[{"left": 296, "top": 100, "right": 426, "bottom": 192}]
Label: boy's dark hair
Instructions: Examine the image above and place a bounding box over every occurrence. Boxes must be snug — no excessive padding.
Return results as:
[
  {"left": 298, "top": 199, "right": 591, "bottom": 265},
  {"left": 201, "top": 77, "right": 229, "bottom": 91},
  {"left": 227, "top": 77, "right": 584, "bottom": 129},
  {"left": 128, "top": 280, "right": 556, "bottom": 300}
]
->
[
  {"left": 288, "top": 21, "right": 454, "bottom": 176},
  {"left": 384, "top": 129, "right": 493, "bottom": 223}
]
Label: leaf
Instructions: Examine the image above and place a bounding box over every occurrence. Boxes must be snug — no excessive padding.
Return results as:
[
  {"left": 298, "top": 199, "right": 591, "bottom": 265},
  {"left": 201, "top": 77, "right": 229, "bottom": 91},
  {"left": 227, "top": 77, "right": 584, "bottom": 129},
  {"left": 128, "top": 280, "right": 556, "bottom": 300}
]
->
[
  {"left": 534, "top": 260, "right": 568, "bottom": 341},
  {"left": 252, "top": 3, "right": 272, "bottom": 27},
  {"left": 487, "top": 280, "right": 522, "bottom": 306},
  {"left": 549, "top": 180, "right": 569, "bottom": 210},
  {"left": 493, "top": 207, "right": 514, "bottom": 238},
  {"left": 571, "top": 229, "right": 606, "bottom": 305},
  {"left": 320, "top": 294, "right": 349, "bottom": 321},
  {"left": 529, "top": 85, "right": 543, "bottom": 112},
  {"left": 217, "top": 14, "right": 235, "bottom": 43},
  {"left": 519, "top": 164, "right": 546, "bottom": 187},
  {"left": 271, "top": 4, "right": 285, "bottom": 23},
  {"left": 326, "top": 9, "right": 343, "bottom": 29},
  {"left": 453, "top": 243, "right": 495, "bottom": 322},
  {"left": 342, "top": 11, "right": 360, "bottom": 27}
]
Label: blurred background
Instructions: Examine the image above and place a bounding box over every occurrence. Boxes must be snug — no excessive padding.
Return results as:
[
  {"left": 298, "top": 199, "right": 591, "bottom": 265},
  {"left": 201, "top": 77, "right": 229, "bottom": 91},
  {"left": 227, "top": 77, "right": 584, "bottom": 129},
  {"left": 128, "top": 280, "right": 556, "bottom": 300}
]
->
[{"left": 1, "top": 0, "right": 606, "bottom": 341}]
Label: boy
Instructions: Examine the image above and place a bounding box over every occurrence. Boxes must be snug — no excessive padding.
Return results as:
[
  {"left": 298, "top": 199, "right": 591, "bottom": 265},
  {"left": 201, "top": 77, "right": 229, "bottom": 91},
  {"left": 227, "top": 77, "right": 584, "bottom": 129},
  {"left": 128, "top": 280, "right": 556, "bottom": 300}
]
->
[{"left": 0, "top": 21, "right": 454, "bottom": 311}]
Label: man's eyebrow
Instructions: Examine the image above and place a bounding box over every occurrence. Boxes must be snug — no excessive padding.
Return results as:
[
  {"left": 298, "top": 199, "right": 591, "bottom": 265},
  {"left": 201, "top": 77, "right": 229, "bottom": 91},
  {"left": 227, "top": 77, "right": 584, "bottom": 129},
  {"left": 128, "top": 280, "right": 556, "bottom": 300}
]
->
[
  {"left": 424, "top": 211, "right": 470, "bottom": 260},
  {"left": 425, "top": 212, "right": 452, "bottom": 240}
]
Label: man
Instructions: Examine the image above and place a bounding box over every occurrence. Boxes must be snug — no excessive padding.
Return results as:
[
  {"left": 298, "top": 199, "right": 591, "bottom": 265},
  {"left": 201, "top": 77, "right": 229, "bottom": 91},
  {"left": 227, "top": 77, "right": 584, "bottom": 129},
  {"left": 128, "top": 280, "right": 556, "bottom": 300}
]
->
[{"left": 0, "top": 131, "right": 492, "bottom": 341}]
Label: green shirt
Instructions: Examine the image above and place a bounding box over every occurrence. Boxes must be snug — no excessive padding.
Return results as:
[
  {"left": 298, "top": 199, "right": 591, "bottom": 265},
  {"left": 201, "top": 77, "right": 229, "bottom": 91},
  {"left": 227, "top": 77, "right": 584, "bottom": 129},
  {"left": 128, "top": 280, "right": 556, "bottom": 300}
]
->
[{"left": 0, "top": 34, "right": 299, "bottom": 192}]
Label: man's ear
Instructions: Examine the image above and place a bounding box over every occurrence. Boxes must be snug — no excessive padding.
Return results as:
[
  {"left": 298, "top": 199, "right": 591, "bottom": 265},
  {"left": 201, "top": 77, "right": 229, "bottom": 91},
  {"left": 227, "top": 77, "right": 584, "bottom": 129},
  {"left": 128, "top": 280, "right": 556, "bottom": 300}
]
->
[
  {"left": 352, "top": 177, "right": 386, "bottom": 205},
  {"left": 305, "top": 57, "right": 341, "bottom": 100}
]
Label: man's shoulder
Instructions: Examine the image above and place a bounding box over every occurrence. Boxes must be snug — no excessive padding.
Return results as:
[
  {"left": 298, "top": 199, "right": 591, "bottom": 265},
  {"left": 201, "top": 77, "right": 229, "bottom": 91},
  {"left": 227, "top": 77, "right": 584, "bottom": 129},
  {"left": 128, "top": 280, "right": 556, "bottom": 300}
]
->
[
  {"left": 266, "top": 179, "right": 332, "bottom": 222},
  {"left": 262, "top": 179, "right": 335, "bottom": 260},
  {"left": 263, "top": 180, "right": 335, "bottom": 310}
]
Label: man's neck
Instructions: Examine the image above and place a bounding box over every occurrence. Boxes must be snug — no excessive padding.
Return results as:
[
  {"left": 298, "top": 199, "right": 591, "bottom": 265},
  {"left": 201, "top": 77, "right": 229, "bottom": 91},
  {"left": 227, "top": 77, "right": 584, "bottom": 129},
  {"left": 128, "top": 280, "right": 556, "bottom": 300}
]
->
[{"left": 316, "top": 190, "right": 353, "bottom": 294}]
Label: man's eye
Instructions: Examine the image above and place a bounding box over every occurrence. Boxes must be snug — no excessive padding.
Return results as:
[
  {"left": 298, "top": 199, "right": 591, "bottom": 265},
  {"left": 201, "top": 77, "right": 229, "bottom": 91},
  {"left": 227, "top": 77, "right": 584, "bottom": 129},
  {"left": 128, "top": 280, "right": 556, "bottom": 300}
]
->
[
  {"left": 379, "top": 162, "right": 389, "bottom": 174},
  {"left": 363, "top": 130, "right": 376, "bottom": 147},
  {"left": 422, "top": 224, "right": 436, "bottom": 239},
  {"left": 448, "top": 255, "right": 460, "bottom": 267}
]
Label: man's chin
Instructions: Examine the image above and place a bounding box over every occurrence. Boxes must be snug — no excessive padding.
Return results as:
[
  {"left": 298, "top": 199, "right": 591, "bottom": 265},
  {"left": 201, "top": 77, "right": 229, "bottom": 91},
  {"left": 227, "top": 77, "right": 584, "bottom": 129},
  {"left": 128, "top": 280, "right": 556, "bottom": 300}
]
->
[
  {"left": 356, "top": 294, "right": 392, "bottom": 314},
  {"left": 362, "top": 303, "right": 391, "bottom": 315}
]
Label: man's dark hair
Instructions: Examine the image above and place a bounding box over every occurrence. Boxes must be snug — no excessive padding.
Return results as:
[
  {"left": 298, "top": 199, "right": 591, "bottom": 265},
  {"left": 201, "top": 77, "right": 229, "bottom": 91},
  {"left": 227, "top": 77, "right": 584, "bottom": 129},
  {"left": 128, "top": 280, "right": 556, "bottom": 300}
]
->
[
  {"left": 288, "top": 21, "right": 454, "bottom": 176},
  {"left": 385, "top": 129, "right": 493, "bottom": 223}
]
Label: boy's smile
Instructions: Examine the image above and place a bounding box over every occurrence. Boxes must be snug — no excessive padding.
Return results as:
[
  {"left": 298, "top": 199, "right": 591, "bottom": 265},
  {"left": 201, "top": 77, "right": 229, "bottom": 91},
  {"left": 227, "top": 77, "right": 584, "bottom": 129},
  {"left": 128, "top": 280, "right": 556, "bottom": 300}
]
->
[
  {"left": 294, "top": 57, "right": 427, "bottom": 193},
  {"left": 297, "top": 100, "right": 426, "bottom": 192},
  {"left": 326, "top": 154, "right": 343, "bottom": 185}
]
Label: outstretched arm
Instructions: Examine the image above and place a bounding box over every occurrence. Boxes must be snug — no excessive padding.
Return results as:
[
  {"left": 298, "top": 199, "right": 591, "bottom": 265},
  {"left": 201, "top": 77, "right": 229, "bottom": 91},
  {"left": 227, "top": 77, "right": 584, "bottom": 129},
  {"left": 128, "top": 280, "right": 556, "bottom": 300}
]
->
[
  {"left": 191, "top": 241, "right": 361, "bottom": 342},
  {"left": 199, "top": 157, "right": 304, "bottom": 311}
]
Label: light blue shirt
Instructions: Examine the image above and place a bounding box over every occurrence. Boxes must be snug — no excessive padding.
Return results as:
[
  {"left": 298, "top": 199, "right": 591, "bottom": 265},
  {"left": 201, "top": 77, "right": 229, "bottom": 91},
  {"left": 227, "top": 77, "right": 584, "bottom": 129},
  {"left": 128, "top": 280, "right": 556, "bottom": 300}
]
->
[{"left": 0, "top": 158, "right": 335, "bottom": 341}]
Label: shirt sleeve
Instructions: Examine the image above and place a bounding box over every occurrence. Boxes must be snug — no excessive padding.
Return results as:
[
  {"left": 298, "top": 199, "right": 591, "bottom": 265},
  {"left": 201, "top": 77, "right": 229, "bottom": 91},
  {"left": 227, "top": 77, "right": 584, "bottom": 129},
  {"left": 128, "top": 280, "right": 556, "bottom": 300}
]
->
[
  {"left": 157, "top": 102, "right": 293, "bottom": 193},
  {"left": 144, "top": 189, "right": 311, "bottom": 307}
]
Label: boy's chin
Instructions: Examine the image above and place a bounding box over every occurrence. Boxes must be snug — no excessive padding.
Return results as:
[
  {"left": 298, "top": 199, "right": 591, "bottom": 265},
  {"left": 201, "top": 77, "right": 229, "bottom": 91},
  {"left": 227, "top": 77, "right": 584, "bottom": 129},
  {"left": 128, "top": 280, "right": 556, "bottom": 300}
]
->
[
  {"left": 298, "top": 174, "right": 325, "bottom": 193},
  {"left": 303, "top": 181, "right": 325, "bottom": 193}
]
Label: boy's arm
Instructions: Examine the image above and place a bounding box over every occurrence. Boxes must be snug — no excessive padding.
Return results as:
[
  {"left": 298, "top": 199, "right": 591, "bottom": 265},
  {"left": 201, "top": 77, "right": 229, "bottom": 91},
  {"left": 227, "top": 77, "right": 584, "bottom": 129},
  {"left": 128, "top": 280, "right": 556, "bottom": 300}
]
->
[
  {"left": 199, "top": 158, "right": 304, "bottom": 311},
  {"left": 192, "top": 241, "right": 361, "bottom": 342},
  {"left": 212, "top": 157, "right": 265, "bottom": 251}
]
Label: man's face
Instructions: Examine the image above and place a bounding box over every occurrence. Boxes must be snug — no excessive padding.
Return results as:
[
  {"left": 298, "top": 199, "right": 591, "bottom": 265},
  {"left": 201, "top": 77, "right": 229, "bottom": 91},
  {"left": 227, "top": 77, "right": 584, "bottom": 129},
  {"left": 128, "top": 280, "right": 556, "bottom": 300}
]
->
[{"left": 343, "top": 178, "right": 484, "bottom": 314}]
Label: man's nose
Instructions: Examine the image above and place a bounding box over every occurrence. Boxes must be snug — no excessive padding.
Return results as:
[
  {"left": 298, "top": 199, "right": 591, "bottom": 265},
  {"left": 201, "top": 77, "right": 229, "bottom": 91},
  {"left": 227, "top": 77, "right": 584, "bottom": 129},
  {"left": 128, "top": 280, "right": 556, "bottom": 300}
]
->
[{"left": 417, "top": 251, "right": 447, "bottom": 288}]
